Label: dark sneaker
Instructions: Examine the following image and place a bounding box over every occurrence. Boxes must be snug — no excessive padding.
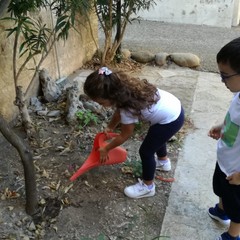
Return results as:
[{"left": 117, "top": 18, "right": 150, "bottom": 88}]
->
[
  {"left": 215, "top": 232, "right": 240, "bottom": 240},
  {"left": 208, "top": 204, "right": 230, "bottom": 226}
]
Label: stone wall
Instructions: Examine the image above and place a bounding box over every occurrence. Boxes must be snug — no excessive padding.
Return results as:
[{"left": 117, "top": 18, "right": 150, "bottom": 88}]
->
[
  {"left": 137, "top": 0, "right": 240, "bottom": 28},
  {"left": 0, "top": 8, "right": 98, "bottom": 121}
]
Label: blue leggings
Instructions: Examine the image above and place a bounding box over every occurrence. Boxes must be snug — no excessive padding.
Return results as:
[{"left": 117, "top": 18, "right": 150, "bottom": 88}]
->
[{"left": 139, "top": 107, "right": 185, "bottom": 181}]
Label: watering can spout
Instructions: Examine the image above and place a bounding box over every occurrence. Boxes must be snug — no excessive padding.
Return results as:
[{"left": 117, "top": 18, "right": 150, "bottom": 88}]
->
[{"left": 70, "top": 132, "right": 127, "bottom": 181}]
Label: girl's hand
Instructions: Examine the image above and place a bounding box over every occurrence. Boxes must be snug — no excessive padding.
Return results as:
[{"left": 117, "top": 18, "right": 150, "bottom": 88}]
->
[
  {"left": 103, "top": 127, "right": 114, "bottom": 139},
  {"left": 208, "top": 125, "right": 222, "bottom": 140},
  {"left": 98, "top": 147, "right": 109, "bottom": 163},
  {"left": 104, "top": 127, "right": 113, "bottom": 134},
  {"left": 226, "top": 173, "right": 240, "bottom": 185},
  {"left": 100, "top": 123, "right": 134, "bottom": 163}
]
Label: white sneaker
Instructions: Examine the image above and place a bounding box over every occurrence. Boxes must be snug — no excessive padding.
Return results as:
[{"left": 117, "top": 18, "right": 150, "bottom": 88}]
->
[
  {"left": 124, "top": 179, "right": 155, "bottom": 199},
  {"left": 155, "top": 158, "right": 171, "bottom": 171}
]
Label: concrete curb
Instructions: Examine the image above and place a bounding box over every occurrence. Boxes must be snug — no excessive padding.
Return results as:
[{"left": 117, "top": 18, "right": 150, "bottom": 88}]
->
[{"left": 160, "top": 71, "right": 232, "bottom": 239}]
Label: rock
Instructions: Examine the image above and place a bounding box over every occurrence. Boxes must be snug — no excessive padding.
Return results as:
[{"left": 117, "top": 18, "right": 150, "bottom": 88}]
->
[
  {"left": 28, "top": 221, "right": 36, "bottom": 231},
  {"left": 30, "top": 97, "right": 43, "bottom": 111},
  {"left": 16, "top": 220, "right": 22, "bottom": 227},
  {"left": 47, "top": 110, "right": 61, "bottom": 117},
  {"left": 170, "top": 53, "right": 200, "bottom": 68},
  {"left": 121, "top": 49, "right": 131, "bottom": 59},
  {"left": 56, "top": 77, "right": 68, "bottom": 90},
  {"left": 155, "top": 52, "right": 170, "bottom": 66},
  {"left": 79, "top": 94, "right": 106, "bottom": 117},
  {"left": 37, "top": 109, "right": 48, "bottom": 116},
  {"left": 65, "top": 81, "right": 83, "bottom": 124},
  {"left": 21, "top": 236, "right": 30, "bottom": 240},
  {"left": 83, "top": 101, "right": 101, "bottom": 113},
  {"left": 131, "top": 51, "right": 155, "bottom": 63},
  {"left": 39, "top": 68, "right": 62, "bottom": 102}
]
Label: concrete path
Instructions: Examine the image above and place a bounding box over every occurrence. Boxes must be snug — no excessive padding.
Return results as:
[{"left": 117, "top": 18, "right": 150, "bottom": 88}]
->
[{"left": 160, "top": 70, "right": 233, "bottom": 239}]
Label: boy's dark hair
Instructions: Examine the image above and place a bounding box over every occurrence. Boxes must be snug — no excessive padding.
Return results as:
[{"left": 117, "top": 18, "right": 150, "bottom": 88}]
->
[{"left": 217, "top": 37, "right": 240, "bottom": 73}]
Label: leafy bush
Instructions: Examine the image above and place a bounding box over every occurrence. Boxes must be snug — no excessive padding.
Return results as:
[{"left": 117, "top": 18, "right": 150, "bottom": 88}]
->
[
  {"left": 124, "top": 157, "right": 142, "bottom": 178},
  {"left": 76, "top": 109, "right": 99, "bottom": 129}
]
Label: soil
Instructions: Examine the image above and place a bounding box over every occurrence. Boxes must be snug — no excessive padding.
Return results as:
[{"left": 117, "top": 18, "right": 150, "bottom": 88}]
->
[
  {"left": 0, "top": 60, "right": 194, "bottom": 240},
  {"left": 2, "top": 19, "right": 239, "bottom": 240}
]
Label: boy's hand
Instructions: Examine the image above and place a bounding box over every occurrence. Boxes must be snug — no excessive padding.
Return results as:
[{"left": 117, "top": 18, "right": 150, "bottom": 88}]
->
[
  {"left": 208, "top": 125, "right": 222, "bottom": 140},
  {"left": 226, "top": 173, "right": 240, "bottom": 185}
]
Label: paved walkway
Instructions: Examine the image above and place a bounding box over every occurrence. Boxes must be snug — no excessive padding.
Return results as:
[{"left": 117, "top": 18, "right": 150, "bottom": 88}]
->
[{"left": 160, "top": 69, "right": 233, "bottom": 239}]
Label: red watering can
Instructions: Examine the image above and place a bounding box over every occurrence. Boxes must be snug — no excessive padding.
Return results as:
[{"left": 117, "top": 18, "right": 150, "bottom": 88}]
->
[{"left": 70, "top": 132, "right": 127, "bottom": 181}]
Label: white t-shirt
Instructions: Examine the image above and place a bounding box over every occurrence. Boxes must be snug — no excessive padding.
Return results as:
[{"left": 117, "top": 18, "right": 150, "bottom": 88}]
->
[
  {"left": 217, "top": 92, "right": 240, "bottom": 176},
  {"left": 119, "top": 88, "right": 181, "bottom": 125}
]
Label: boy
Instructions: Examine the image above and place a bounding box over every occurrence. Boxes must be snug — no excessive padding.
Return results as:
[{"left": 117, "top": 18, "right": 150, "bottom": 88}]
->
[{"left": 208, "top": 37, "right": 240, "bottom": 240}]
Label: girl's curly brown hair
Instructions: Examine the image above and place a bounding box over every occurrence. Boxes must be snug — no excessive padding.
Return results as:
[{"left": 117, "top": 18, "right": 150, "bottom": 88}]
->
[{"left": 83, "top": 68, "right": 159, "bottom": 115}]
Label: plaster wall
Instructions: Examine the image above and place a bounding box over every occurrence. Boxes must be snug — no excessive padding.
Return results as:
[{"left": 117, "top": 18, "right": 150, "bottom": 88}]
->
[
  {"left": 138, "top": 0, "right": 239, "bottom": 28},
  {"left": 0, "top": 9, "right": 98, "bottom": 121}
]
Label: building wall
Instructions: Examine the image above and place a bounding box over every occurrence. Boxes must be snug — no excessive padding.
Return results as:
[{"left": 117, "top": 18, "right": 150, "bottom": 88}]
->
[
  {"left": 0, "top": 8, "right": 98, "bottom": 121},
  {"left": 138, "top": 0, "right": 240, "bottom": 28}
]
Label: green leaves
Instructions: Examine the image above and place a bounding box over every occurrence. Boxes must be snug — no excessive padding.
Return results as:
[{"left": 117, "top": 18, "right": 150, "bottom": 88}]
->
[
  {"left": 55, "top": 15, "right": 70, "bottom": 40},
  {"left": 7, "top": 0, "right": 38, "bottom": 17},
  {"left": 19, "top": 17, "right": 51, "bottom": 57},
  {"left": 95, "top": 0, "right": 156, "bottom": 28},
  {"left": 2, "top": 0, "right": 92, "bottom": 60},
  {"left": 124, "top": 158, "right": 143, "bottom": 178},
  {"left": 76, "top": 110, "right": 99, "bottom": 129},
  {"left": 94, "top": 0, "right": 156, "bottom": 63}
]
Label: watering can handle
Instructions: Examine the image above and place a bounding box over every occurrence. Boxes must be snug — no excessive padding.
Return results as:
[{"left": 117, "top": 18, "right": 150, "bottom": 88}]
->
[
  {"left": 105, "top": 132, "right": 119, "bottom": 138},
  {"left": 97, "top": 132, "right": 119, "bottom": 148}
]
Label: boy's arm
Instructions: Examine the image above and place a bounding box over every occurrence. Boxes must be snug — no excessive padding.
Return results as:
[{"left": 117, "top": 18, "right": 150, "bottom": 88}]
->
[{"left": 226, "top": 173, "right": 240, "bottom": 185}]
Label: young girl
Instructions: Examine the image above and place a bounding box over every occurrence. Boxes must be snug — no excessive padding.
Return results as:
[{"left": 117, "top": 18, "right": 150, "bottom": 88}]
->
[{"left": 83, "top": 67, "right": 184, "bottom": 199}]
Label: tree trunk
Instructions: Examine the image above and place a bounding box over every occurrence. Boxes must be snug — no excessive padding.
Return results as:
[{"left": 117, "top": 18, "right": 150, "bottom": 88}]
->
[
  {"left": 102, "top": 31, "right": 112, "bottom": 65},
  {"left": 0, "top": 116, "right": 38, "bottom": 215},
  {"left": 15, "top": 86, "right": 32, "bottom": 128},
  {"left": 115, "top": 0, "right": 121, "bottom": 63},
  {"left": 14, "top": 86, "right": 38, "bottom": 140}
]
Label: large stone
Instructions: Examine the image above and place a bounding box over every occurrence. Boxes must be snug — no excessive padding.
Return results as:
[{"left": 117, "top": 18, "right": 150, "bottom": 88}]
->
[
  {"left": 39, "top": 69, "right": 62, "bottom": 102},
  {"left": 65, "top": 81, "right": 83, "bottom": 124},
  {"left": 131, "top": 51, "right": 155, "bottom": 63},
  {"left": 155, "top": 52, "right": 170, "bottom": 66},
  {"left": 121, "top": 49, "right": 131, "bottom": 59},
  {"left": 170, "top": 53, "right": 200, "bottom": 68}
]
